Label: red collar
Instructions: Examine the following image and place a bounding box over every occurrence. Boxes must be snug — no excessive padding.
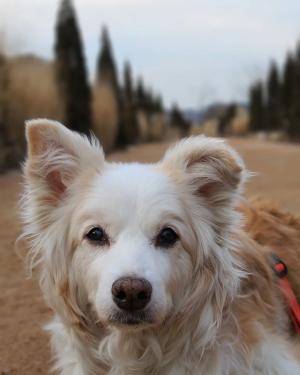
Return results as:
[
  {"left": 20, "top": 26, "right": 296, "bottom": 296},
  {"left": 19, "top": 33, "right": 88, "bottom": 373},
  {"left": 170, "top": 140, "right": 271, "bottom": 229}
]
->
[{"left": 271, "top": 254, "right": 300, "bottom": 334}]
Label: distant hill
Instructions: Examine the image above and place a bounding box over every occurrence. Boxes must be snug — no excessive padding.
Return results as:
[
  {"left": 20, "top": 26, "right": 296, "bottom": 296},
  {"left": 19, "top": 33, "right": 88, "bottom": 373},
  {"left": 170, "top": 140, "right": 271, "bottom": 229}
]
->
[
  {"left": 182, "top": 102, "right": 248, "bottom": 124},
  {"left": 181, "top": 109, "right": 206, "bottom": 123}
]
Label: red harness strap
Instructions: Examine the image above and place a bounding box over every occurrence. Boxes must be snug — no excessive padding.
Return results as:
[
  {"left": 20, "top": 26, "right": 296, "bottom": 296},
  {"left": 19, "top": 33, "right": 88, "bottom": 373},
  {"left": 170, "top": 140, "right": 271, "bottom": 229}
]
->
[{"left": 271, "top": 254, "right": 300, "bottom": 334}]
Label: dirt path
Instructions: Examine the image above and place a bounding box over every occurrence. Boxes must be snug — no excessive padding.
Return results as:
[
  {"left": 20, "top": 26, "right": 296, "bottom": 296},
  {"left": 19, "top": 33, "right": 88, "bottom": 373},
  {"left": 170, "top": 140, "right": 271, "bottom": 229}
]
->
[{"left": 0, "top": 138, "right": 299, "bottom": 374}]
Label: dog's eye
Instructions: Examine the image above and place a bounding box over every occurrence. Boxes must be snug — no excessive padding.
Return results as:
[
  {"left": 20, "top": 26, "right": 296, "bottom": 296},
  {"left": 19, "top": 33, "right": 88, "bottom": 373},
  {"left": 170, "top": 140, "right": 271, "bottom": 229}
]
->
[
  {"left": 155, "top": 227, "right": 178, "bottom": 248},
  {"left": 85, "top": 227, "right": 109, "bottom": 246}
]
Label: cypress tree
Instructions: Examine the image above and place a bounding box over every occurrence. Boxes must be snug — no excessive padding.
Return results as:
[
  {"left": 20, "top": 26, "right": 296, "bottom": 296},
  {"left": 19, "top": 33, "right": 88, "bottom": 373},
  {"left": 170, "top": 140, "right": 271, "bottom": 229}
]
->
[
  {"left": 54, "top": 0, "right": 91, "bottom": 133},
  {"left": 0, "top": 53, "right": 5, "bottom": 138},
  {"left": 0, "top": 53, "right": 7, "bottom": 170},
  {"left": 282, "top": 54, "right": 295, "bottom": 111},
  {"left": 122, "top": 61, "right": 138, "bottom": 143},
  {"left": 282, "top": 54, "right": 296, "bottom": 131},
  {"left": 96, "top": 26, "right": 119, "bottom": 91},
  {"left": 266, "top": 62, "right": 282, "bottom": 130},
  {"left": 96, "top": 26, "right": 125, "bottom": 147},
  {"left": 153, "top": 94, "right": 163, "bottom": 112},
  {"left": 249, "top": 81, "right": 264, "bottom": 131},
  {"left": 290, "top": 44, "right": 300, "bottom": 138},
  {"left": 170, "top": 104, "right": 190, "bottom": 136},
  {"left": 145, "top": 87, "right": 155, "bottom": 113},
  {"left": 135, "top": 77, "right": 147, "bottom": 111},
  {"left": 124, "top": 61, "right": 133, "bottom": 101},
  {"left": 0, "top": 54, "right": 18, "bottom": 170},
  {"left": 219, "top": 103, "right": 237, "bottom": 136}
]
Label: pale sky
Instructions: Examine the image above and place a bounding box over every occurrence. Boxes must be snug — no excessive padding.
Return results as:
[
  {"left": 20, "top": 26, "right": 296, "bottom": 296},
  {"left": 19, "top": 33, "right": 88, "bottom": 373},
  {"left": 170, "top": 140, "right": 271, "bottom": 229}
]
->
[{"left": 1, "top": 0, "right": 300, "bottom": 109}]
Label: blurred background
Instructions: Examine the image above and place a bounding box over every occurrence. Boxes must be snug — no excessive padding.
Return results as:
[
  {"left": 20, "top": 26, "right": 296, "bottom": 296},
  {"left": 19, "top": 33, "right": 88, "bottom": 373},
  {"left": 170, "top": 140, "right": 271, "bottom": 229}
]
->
[
  {"left": 0, "top": 1, "right": 300, "bottom": 373},
  {"left": 0, "top": 0, "right": 300, "bottom": 170}
]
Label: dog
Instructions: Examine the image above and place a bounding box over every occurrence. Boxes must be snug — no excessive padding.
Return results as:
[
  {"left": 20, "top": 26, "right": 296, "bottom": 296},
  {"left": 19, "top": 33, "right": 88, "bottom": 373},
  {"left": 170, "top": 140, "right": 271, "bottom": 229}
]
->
[{"left": 21, "top": 119, "right": 300, "bottom": 374}]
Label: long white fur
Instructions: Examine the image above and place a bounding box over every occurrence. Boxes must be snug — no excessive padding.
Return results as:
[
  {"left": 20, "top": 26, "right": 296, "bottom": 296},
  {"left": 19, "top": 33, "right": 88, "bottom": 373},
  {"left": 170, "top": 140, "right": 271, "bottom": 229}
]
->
[{"left": 21, "top": 119, "right": 300, "bottom": 374}]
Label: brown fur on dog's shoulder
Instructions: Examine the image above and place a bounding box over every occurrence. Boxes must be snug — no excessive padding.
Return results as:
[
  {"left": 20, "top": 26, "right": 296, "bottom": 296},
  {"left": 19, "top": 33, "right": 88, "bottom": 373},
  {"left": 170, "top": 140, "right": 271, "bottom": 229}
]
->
[{"left": 241, "top": 199, "right": 300, "bottom": 310}]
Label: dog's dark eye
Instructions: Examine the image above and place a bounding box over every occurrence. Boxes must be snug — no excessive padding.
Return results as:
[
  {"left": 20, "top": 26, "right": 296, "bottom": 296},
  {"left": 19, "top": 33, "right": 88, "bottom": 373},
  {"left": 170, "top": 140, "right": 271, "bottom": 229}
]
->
[
  {"left": 155, "top": 227, "right": 179, "bottom": 248},
  {"left": 86, "top": 227, "right": 109, "bottom": 246}
]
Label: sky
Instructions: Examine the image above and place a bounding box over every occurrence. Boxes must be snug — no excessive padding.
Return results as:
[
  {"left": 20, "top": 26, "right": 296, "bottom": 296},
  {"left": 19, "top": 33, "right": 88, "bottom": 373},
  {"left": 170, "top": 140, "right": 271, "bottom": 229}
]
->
[{"left": 1, "top": 0, "right": 300, "bottom": 109}]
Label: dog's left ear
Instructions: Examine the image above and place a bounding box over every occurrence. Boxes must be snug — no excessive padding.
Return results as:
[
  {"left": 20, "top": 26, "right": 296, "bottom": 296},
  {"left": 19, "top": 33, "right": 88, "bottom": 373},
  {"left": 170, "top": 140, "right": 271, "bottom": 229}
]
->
[
  {"left": 161, "top": 136, "right": 246, "bottom": 206},
  {"left": 24, "top": 119, "right": 105, "bottom": 202}
]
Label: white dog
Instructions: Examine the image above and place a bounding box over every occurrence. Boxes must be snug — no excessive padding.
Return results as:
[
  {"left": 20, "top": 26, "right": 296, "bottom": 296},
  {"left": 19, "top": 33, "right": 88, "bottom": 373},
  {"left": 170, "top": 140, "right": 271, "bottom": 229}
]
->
[{"left": 21, "top": 119, "right": 300, "bottom": 374}]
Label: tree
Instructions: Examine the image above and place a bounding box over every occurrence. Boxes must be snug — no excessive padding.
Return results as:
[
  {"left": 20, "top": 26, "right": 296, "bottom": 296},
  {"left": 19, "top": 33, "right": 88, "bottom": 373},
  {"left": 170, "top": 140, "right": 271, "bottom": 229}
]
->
[
  {"left": 281, "top": 54, "right": 296, "bottom": 131},
  {"left": 145, "top": 87, "right": 155, "bottom": 113},
  {"left": 0, "top": 54, "right": 18, "bottom": 170},
  {"left": 170, "top": 104, "right": 190, "bottom": 136},
  {"left": 249, "top": 81, "right": 264, "bottom": 131},
  {"left": 219, "top": 103, "right": 237, "bottom": 136},
  {"left": 289, "top": 45, "right": 300, "bottom": 138},
  {"left": 282, "top": 55, "right": 295, "bottom": 112},
  {"left": 135, "top": 77, "right": 147, "bottom": 111},
  {"left": 123, "top": 61, "right": 133, "bottom": 101},
  {"left": 266, "top": 62, "right": 282, "bottom": 130},
  {"left": 54, "top": 0, "right": 91, "bottom": 133},
  {"left": 96, "top": 26, "right": 125, "bottom": 147},
  {"left": 0, "top": 53, "right": 7, "bottom": 170},
  {"left": 0, "top": 53, "right": 6, "bottom": 135},
  {"left": 153, "top": 95, "right": 163, "bottom": 113},
  {"left": 122, "top": 61, "right": 138, "bottom": 143},
  {"left": 96, "top": 26, "right": 119, "bottom": 91}
]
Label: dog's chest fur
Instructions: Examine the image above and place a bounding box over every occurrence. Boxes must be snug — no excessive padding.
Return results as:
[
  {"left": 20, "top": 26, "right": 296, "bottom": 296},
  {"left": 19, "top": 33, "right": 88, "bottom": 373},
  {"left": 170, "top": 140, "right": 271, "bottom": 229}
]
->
[{"left": 49, "top": 316, "right": 300, "bottom": 375}]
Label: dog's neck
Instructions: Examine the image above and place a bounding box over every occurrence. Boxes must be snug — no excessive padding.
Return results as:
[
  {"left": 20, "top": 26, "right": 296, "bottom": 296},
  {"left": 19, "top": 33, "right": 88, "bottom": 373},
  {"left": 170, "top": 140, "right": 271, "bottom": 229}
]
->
[{"left": 89, "top": 296, "right": 235, "bottom": 374}]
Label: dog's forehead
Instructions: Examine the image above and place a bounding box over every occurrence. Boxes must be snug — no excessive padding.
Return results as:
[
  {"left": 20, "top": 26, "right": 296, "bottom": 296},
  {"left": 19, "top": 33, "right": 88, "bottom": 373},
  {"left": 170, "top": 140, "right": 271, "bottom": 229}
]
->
[
  {"left": 83, "top": 163, "right": 180, "bottom": 222},
  {"left": 98, "top": 162, "right": 173, "bottom": 199}
]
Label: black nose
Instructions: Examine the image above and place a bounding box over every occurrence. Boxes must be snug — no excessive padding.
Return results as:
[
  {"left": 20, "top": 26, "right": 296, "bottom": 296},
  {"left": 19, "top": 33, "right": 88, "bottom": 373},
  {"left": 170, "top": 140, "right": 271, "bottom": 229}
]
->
[{"left": 112, "top": 277, "right": 152, "bottom": 311}]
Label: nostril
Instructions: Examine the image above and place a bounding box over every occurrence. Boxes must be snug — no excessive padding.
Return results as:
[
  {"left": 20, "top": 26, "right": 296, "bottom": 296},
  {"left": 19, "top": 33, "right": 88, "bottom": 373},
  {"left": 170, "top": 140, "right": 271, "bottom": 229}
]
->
[
  {"left": 137, "top": 291, "right": 147, "bottom": 300},
  {"left": 117, "top": 290, "right": 126, "bottom": 301}
]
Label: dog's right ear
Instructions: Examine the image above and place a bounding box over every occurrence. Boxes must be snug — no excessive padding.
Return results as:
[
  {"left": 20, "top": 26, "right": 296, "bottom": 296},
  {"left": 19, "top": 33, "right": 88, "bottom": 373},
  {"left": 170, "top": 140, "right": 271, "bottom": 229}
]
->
[
  {"left": 24, "top": 119, "right": 105, "bottom": 202},
  {"left": 161, "top": 136, "right": 246, "bottom": 208}
]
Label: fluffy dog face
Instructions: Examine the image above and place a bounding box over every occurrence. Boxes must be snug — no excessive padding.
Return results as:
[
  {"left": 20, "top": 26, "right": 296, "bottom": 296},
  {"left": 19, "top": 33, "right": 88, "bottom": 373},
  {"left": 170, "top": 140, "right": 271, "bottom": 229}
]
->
[
  {"left": 23, "top": 119, "right": 245, "bottom": 333},
  {"left": 71, "top": 164, "right": 193, "bottom": 327}
]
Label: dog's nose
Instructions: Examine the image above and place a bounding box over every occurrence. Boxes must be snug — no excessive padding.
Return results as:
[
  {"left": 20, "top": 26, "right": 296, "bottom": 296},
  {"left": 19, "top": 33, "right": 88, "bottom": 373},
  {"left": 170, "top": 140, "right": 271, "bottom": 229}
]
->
[{"left": 112, "top": 277, "right": 152, "bottom": 311}]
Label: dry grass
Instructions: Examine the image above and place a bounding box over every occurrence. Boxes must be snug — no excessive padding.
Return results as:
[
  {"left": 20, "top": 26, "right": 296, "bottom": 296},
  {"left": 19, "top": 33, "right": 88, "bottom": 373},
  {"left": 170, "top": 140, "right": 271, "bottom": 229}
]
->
[
  {"left": 148, "top": 113, "right": 166, "bottom": 141},
  {"left": 136, "top": 111, "right": 167, "bottom": 142},
  {"left": 5, "top": 55, "right": 64, "bottom": 159},
  {"left": 3, "top": 55, "right": 123, "bottom": 156},
  {"left": 136, "top": 110, "right": 149, "bottom": 142},
  {"left": 190, "top": 119, "right": 219, "bottom": 137},
  {"left": 92, "top": 83, "right": 119, "bottom": 152},
  {"left": 227, "top": 107, "right": 249, "bottom": 136}
]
